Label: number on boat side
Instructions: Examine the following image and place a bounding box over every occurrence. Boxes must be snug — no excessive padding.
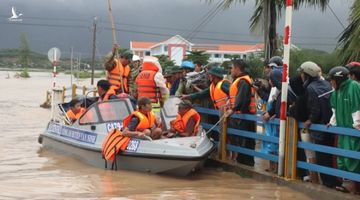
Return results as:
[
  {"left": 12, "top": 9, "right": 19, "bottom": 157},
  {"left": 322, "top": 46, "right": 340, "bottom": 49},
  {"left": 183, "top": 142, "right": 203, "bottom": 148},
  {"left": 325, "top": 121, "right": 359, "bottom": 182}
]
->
[
  {"left": 106, "top": 122, "right": 123, "bottom": 132},
  {"left": 126, "top": 139, "right": 140, "bottom": 152}
]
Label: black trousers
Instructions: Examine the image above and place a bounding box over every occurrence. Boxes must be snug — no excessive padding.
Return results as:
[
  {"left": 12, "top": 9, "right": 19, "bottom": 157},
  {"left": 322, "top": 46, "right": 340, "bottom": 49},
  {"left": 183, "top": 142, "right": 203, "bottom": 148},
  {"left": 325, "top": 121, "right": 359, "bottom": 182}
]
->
[
  {"left": 313, "top": 133, "right": 341, "bottom": 188},
  {"left": 229, "top": 118, "right": 255, "bottom": 166}
]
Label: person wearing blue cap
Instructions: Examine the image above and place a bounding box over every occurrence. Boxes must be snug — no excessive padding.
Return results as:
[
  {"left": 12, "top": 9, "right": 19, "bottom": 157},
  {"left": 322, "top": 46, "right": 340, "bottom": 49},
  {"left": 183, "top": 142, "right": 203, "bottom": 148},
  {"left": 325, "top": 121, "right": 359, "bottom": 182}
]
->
[{"left": 175, "top": 60, "right": 195, "bottom": 96}]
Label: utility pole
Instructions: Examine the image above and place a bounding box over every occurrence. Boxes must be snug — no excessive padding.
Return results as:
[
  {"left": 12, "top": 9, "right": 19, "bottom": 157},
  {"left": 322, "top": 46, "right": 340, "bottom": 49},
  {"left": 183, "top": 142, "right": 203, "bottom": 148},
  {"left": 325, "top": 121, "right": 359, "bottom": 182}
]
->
[
  {"left": 70, "top": 46, "right": 73, "bottom": 85},
  {"left": 91, "top": 17, "right": 98, "bottom": 85}
]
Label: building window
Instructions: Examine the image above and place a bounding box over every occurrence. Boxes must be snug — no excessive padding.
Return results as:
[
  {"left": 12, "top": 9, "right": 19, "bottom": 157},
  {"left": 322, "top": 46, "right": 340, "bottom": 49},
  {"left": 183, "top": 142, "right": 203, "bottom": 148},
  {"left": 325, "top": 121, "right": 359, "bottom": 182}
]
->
[
  {"left": 242, "top": 54, "right": 247, "bottom": 59},
  {"left": 214, "top": 53, "right": 221, "bottom": 58},
  {"left": 164, "top": 46, "right": 168, "bottom": 52},
  {"left": 145, "top": 51, "right": 151, "bottom": 56}
]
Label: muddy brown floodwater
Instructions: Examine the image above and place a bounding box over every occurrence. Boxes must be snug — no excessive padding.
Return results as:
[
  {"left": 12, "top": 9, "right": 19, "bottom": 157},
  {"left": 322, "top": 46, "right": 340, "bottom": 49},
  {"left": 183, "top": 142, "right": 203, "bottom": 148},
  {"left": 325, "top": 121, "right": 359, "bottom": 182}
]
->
[{"left": 0, "top": 71, "right": 312, "bottom": 199}]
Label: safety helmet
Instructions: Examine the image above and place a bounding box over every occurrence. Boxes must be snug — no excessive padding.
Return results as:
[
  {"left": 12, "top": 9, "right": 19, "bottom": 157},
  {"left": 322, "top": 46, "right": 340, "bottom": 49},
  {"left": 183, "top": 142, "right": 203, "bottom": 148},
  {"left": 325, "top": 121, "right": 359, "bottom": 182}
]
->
[
  {"left": 298, "top": 61, "right": 321, "bottom": 78},
  {"left": 268, "top": 56, "right": 283, "bottom": 68},
  {"left": 328, "top": 66, "right": 349, "bottom": 86},
  {"left": 132, "top": 55, "right": 141, "bottom": 62},
  {"left": 180, "top": 60, "right": 195, "bottom": 70},
  {"left": 119, "top": 50, "right": 133, "bottom": 60}
]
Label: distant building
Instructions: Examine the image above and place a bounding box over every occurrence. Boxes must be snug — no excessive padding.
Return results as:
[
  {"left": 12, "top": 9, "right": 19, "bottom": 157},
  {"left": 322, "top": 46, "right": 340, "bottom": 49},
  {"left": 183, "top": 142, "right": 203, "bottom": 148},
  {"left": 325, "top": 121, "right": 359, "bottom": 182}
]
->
[{"left": 130, "top": 35, "right": 264, "bottom": 66}]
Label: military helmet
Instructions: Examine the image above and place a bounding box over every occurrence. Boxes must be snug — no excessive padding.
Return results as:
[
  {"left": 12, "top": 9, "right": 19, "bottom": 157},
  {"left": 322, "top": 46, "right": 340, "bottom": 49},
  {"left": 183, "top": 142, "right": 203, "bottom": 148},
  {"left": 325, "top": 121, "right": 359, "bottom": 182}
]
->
[{"left": 329, "top": 66, "right": 349, "bottom": 82}]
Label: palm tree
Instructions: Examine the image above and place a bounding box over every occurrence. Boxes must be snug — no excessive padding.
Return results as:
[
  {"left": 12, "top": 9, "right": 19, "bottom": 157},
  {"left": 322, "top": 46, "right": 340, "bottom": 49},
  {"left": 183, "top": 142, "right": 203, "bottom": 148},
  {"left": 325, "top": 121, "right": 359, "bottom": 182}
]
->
[
  {"left": 337, "top": 0, "right": 360, "bottom": 63},
  {"left": 207, "top": 0, "right": 329, "bottom": 60}
]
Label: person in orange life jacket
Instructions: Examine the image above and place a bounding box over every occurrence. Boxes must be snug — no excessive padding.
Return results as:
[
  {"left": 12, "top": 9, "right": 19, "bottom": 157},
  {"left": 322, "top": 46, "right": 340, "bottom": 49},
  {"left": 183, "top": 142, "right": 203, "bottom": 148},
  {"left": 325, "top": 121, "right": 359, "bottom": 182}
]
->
[
  {"left": 181, "top": 66, "right": 229, "bottom": 141},
  {"left": 104, "top": 45, "right": 132, "bottom": 93},
  {"left": 97, "top": 80, "right": 118, "bottom": 102},
  {"left": 164, "top": 100, "right": 201, "bottom": 138},
  {"left": 123, "top": 97, "right": 162, "bottom": 139},
  {"left": 135, "top": 56, "right": 169, "bottom": 111},
  {"left": 224, "top": 59, "right": 256, "bottom": 166},
  {"left": 182, "top": 67, "right": 230, "bottom": 109},
  {"left": 66, "top": 99, "right": 86, "bottom": 123}
]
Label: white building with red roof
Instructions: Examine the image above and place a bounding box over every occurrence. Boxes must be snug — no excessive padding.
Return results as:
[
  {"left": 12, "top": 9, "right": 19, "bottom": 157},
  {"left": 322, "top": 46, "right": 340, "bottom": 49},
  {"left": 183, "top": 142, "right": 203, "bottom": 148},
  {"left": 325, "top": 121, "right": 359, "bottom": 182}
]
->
[{"left": 130, "top": 35, "right": 264, "bottom": 65}]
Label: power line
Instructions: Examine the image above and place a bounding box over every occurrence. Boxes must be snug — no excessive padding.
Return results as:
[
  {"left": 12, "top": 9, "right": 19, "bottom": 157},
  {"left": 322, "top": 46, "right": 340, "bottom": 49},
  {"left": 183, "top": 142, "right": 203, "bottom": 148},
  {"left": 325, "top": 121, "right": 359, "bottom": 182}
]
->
[
  {"left": 326, "top": 4, "right": 346, "bottom": 29},
  {"left": 0, "top": 22, "right": 338, "bottom": 47}
]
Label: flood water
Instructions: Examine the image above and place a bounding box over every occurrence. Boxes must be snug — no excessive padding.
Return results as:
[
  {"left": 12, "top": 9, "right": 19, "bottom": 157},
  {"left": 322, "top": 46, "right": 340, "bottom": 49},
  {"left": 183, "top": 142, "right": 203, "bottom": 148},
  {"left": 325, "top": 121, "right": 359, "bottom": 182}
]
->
[{"left": 0, "top": 71, "right": 312, "bottom": 199}]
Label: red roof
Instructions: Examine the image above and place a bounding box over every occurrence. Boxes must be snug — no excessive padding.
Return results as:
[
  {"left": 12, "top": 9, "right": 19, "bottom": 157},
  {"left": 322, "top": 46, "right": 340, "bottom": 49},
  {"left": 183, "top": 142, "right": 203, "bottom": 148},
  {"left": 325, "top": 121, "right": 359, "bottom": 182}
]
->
[{"left": 131, "top": 41, "right": 157, "bottom": 49}]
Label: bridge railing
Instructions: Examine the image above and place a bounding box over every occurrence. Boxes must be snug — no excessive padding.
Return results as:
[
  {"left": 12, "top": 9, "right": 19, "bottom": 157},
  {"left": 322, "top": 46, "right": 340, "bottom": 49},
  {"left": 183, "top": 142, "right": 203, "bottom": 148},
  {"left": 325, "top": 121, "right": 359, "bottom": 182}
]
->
[{"left": 196, "top": 106, "right": 360, "bottom": 182}]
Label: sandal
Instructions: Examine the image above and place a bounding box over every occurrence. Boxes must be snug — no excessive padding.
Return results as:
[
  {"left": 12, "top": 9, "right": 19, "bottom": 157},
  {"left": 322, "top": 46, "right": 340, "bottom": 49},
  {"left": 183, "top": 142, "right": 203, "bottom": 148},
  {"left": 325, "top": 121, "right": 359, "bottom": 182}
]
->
[{"left": 335, "top": 186, "right": 350, "bottom": 193}]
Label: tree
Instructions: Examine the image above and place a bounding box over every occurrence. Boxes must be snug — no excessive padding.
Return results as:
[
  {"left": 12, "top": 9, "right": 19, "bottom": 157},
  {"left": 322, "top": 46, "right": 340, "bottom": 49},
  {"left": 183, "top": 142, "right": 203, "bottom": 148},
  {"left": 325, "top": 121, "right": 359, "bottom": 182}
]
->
[
  {"left": 207, "top": 0, "right": 329, "bottom": 60},
  {"left": 185, "top": 50, "right": 210, "bottom": 65},
  {"left": 337, "top": 0, "right": 360, "bottom": 64},
  {"left": 19, "top": 33, "right": 30, "bottom": 78},
  {"left": 154, "top": 55, "right": 176, "bottom": 72}
]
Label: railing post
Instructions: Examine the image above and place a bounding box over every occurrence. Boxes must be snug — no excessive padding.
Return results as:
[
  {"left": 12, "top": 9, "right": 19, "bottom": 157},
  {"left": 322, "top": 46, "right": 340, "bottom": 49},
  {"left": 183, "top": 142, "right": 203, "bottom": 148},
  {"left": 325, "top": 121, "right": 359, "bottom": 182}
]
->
[
  {"left": 219, "top": 116, "right": 228, "bottom": 161},
  {"left": 284, "top": 117, "right": 298, "bottom": 179},
  {"left": 82, "top": 86, "right": 86, "bottom": 96},
  {"left": 71, "top": 84, "right": 77, "bottom": 99},
  {"left": 62, "top": 86, "right": 66, "bottom": 102}
]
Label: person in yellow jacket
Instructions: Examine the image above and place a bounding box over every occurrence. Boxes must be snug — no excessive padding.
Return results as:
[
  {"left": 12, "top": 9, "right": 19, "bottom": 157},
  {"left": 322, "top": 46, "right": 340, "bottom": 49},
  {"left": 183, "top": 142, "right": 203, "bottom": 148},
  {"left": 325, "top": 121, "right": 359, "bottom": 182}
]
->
[
  {"left": 164, "top": 100, "right": 201, "bottom": 138},
  {"left": 135, "top": 56, "right": 169, "bottom": 115},
  {"left": 104, "top": 46, "right": 132, "bottom": 94},
  {"left": 123, "top": 97, "right": 162, "bottom": 140},
  {"left": 66, "top": 99, "right": 86, "bottom": 123}
]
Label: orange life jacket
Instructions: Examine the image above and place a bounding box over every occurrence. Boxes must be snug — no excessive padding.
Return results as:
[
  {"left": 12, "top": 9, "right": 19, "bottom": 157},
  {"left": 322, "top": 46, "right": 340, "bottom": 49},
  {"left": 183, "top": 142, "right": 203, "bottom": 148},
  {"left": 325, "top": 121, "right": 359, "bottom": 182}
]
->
[
  {"left": 209, "top": 79, "right": 230, "bottom": 109},
  {"left": 98, "top": 88, "right": 117, "bottom": 102},
  {"left": 66, "top": 108, "right": 86, "bottom": 122},
  {"left": 107, "top": 59, "right": 130, "bottom": 93},
  {"left": 135, "top": 62, "right": 161, "bottom": 104},
  {"left": 229, "top": 75, "right": 256, "bottom": 114},
  {"left": 170, "top": 108, "right": 201, "bottom": 136},
  {"left": 123, "top": 111, "right": 156, "bottom": 131},
  {"left": 101, "top": 128, "right": 130, "bottom": 162}
]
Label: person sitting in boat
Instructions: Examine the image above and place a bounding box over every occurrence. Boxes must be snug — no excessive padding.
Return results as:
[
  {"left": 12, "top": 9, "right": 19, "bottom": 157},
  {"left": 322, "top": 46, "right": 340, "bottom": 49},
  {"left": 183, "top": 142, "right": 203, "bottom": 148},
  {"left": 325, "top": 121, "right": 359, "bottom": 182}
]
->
[
  {"left": 123, "top": 97, "right": 162, "bottom": 140},
  {"left": 66, "top": 99, "right": 86, "bottom": 123},
  {"left": 164, "top": 100, "right": 201, "bottom": 138},
  {"left": 97, "top": 79, "right": 118, "bottom": 102}
]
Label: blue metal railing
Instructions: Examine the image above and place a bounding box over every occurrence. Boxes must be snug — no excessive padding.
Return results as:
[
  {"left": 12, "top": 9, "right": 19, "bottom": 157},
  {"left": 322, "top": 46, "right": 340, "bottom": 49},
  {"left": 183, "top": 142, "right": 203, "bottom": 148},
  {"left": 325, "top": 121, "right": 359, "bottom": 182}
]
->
[{"left": 196, "top": 106, "right": 360, "bottom": 182}]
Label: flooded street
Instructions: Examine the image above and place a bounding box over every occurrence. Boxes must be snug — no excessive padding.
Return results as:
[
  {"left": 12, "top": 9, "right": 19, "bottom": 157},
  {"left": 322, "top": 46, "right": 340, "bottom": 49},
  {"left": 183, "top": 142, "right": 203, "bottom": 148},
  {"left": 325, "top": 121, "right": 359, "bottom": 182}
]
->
[{"left": 0, "top": 71, "right": 312, "bottom": 199}]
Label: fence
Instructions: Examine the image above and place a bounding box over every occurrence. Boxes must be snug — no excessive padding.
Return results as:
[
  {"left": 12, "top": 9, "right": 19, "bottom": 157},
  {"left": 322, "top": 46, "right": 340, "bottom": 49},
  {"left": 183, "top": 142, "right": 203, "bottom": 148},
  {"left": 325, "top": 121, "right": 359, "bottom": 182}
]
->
[
  {"left": 41, "top": 84, "right": 97, "bottom": 108},
  {"left": 196, "top": 107, "right": 360, "bottom": 182}
]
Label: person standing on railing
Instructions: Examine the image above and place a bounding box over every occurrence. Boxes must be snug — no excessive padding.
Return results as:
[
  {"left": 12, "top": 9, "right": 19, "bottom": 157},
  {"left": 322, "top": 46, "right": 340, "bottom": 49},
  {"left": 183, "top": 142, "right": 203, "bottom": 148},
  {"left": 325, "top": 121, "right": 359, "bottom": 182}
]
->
[
  {"left": 328, "top": 66, "right": 360, "bottom": 194},
  {"left": 224, "top": 59, "right": 256, "bottom": 166},
  {"left": 104, "top": 45, "right": 132, "bottom": 94},
  {"left": 298, "top": 61, "right": 342, "bottom": 188}
]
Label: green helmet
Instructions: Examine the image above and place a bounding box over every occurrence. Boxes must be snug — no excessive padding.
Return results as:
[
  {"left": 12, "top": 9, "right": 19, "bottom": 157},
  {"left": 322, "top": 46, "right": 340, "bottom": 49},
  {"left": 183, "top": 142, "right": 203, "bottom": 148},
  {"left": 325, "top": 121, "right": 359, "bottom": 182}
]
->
[{"left": 119, "top": 50, "right": 133, "bottom": 60}]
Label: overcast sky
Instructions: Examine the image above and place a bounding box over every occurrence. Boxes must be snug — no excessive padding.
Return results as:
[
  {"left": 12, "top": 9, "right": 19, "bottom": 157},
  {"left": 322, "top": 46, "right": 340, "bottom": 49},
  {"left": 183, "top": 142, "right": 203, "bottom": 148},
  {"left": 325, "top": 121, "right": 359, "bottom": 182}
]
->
[{"left": 0, "top": 0, "right": 353, "bottom": 58}]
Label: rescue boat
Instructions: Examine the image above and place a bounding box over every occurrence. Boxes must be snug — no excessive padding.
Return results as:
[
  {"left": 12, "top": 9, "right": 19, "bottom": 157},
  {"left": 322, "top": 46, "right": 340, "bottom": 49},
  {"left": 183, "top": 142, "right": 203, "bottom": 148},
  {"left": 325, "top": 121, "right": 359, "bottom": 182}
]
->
[{"left": 39, "top": 97, "right": 215, "bottom": 176}]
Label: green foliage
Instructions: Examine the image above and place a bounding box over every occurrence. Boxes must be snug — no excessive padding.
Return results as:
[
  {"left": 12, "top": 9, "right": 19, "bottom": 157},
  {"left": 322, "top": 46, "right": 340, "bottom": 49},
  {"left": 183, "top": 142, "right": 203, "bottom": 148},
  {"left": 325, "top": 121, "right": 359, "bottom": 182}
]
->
[
  {"left": 289, "top": 49, "right": 341, "bottom": 75},
  {"left": 246, "top": 54, "right": 264, "bottom": 79},
  {"left": 337, "top": 0, "right": 360, "bottom": 63},
  {"left": 17, "top": 68, "right": 30, "bottom": 78},
  {"left": 153, "top": 55, "right": 175, "bottom": 72},
  {"left": 75, "top": 71, "right": 105, "bottom": 79},
  {"left": 185, "top": 50, "right": 210, "bottom": 65}
]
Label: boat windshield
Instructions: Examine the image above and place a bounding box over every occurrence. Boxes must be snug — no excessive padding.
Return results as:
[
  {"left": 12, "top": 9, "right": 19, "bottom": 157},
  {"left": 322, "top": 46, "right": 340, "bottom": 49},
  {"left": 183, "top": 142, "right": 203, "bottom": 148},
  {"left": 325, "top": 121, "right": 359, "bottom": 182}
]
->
[
  {"left": 161, "top": 97, "right": 181, "bottom": 130},
  {"left": 79, "top": 99, "right": 133, "bottom": 124}
]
